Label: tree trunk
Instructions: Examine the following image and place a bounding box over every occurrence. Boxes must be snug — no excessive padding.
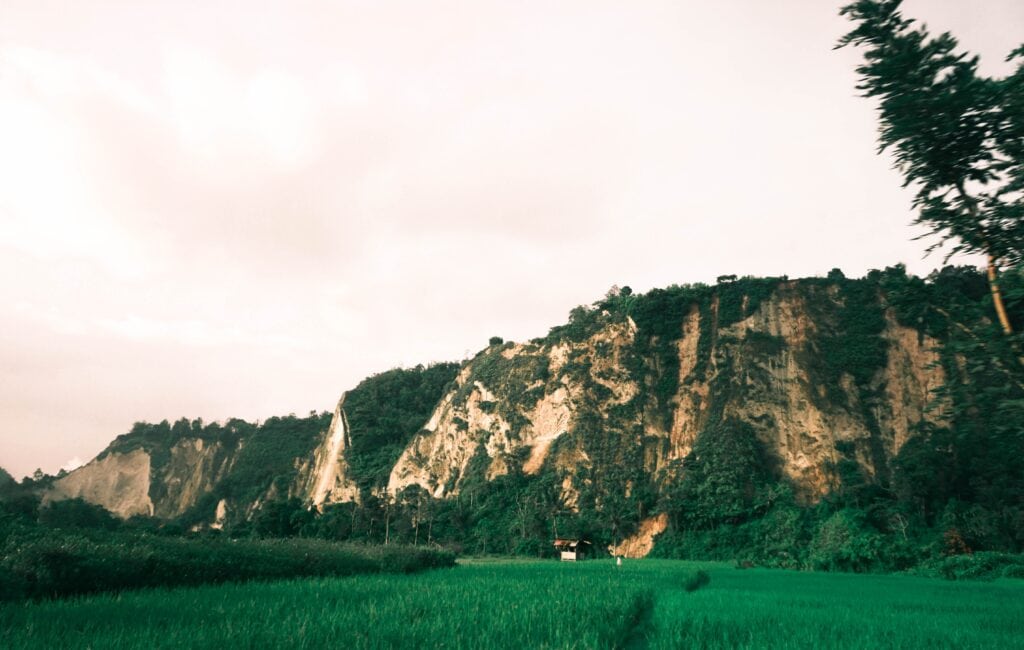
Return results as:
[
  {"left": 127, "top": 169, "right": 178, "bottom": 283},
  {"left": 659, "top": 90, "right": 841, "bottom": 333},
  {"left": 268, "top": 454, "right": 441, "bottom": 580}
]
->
[
  {"left": 987, "top": 255, "right": 1014, "bottom": 335},
  {"left": 952, "top": 184, "right": 1013, "bottom": 336},
  {"left": 957, "top": 186, "right": 1014, "bottom": 336}
]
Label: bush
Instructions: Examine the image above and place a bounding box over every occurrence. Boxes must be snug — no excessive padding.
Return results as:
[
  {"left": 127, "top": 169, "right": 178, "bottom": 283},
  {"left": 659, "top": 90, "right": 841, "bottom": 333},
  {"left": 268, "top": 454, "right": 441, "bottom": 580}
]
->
[
  {"left": 808, "top": 510, "right": 889, "bottom": 573},
  {"left": 649, "top": 526, "right": 748, "bottom": 561},
  {"left": 37, "top": 498, "right": 120, "bottom": 531},
  {"left": 683, "top": 570, "right": 710, "bottom": 592},
  {"left": 913, "top": 552, "right": 1024, "bottom": 581}
]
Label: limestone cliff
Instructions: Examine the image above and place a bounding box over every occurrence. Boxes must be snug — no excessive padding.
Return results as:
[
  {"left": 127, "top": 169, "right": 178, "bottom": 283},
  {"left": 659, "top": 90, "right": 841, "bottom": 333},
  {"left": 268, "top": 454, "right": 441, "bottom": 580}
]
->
[
  {"left": 48, "top": 448, "right": 155, "bottom": 518},
  {"left": 47, "top": 413, "right": 332, "bottom": 524},
  {"left": 387, "top": 280, "right": 945, "bottom": 504},
  {"left": 303, "top": 397, "right": 360, "bottom": 507},
  {"left": 45, "top": 274, "right": 953, "bottom": 537},
  {"left": 47, "top": 437, "right": 241, "bottom": 519}
]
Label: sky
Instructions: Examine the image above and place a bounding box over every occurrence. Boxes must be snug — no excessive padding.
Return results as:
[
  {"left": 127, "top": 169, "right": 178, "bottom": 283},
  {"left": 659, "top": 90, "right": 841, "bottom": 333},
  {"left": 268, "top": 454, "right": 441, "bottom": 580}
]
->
[{"left": 1, "top": 1, "right": 1022, "bottom": 480}]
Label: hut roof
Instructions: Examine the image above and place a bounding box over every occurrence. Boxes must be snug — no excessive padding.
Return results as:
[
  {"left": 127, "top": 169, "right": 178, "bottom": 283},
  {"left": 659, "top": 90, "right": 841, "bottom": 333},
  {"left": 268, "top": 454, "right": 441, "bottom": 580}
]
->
[{"left": 553, "top": 539, "right": 591, "bottom": 549}]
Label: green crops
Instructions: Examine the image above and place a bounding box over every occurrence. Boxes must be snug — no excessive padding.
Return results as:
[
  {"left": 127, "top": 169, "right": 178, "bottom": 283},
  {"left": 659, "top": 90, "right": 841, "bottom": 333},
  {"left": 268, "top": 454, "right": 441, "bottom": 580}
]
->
[{"left": 2, "top": 560, "right": 1022, "bottom": 649}]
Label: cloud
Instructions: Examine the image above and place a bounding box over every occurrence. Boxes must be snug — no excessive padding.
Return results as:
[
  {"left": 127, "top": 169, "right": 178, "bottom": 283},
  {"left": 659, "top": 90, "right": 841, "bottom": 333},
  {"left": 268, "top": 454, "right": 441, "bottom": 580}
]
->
[
  {"left": 93, "top": 315, "right": 310, "bottom": 350},
  {"left": 0, "top": 55, "right": 153, "bottom": 279},
  {"left": 162, "top": 44, "right": 320, "bottom": 167},
  {"left": 0, "top": 45, "right": 158, "bottom": 115}
]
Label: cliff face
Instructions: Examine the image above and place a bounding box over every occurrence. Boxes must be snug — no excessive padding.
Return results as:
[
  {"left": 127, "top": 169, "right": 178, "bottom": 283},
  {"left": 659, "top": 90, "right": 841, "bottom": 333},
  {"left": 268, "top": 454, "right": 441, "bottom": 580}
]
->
[
  {"left": 387, "top": 318, "right": 641, "bottom": 500},
  {"left": 47, "top": 436, "right": 241, "bottom": 519},
  {"left": 46, "top": 275, "right": 948, "bottom": 531},
  {"left": 47, "top": 413, "right": 332, "bottom": 524},
  {"left": 48, "top": 448, "right": 154, "bottom": 518},
  {"left": 655, "top": 287, "right": 944, "bottom": 497},
  {"left": 304, "top": 397, "right": 360, "bottom": 507},
  {"left": 387, "top": 281, "right": 945, "bottom": 504}
]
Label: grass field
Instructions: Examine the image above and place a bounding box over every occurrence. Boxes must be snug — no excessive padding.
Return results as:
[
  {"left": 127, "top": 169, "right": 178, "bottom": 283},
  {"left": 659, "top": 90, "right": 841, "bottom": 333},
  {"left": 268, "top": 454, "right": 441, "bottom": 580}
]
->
[{"left": 2, "top": 559, "right": 1022, "bottom": 649}]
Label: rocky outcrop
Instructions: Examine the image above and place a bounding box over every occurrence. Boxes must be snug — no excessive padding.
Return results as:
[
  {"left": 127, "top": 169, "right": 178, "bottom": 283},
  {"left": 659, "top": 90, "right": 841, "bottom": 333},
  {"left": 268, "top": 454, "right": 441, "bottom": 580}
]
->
[
  {"left": 151, "top": 438, "right": 239, "bottom": 518},
  {"left": 48, "top": 448, "right": 154, "bottom": 518},
  {"left": 388, "top": 319, "right": 639, "bottom": 499},
  {"left": 387, "top": 282, "right": 945, "bottom": 504},
  {"left": 46, "top": 413, "right": 330, "bottom": 524},
  {"left": 610, "top": 513, "right": 669, "bottom": 559},
  {"left": 388, "top": 378, "right": 493, "bottom": 498},
  {"left": 46, "top": 437, "right": 241, "bottom": 520},
  {"left": 879, "top": 312, "right": 946, "bottom": 454},
  {"left": 648, "top": 285, "right": 945, "bottom": 497},
  {"left": 304, "top": 397, "right": 360, "bottom": 507}
]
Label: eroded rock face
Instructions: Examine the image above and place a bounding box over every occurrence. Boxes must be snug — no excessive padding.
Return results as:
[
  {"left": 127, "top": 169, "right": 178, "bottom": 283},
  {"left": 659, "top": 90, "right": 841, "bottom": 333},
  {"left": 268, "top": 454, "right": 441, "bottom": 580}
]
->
[
  {"left": 521, "top": 386, "right": 572, "bottom": 475},
  {"left": 386, "top": 283, "right": 945, "bottom": 506},
  {"left": 305, "top": 397, "right": 360, "bottom": 507},
  {"left": 879, "top": 313, "right": 946, "bottom": 454},
  {"left": 48, "top": 448, "right": 154, "bottom": 518},
  {"left": 388, "top": 320, "right": 638, "bottom": 500},
  {"left": 47, "top": 437, "right": 241, "bottom": 519},
  {"left": 650, "top": 286, "right": 945, "bottom": 499},
  {"left": 388, "top": 381, "right": 504, "bottom": 498},
  {"left": 610, "top": 513, "right": 669, "bottom": 559},
  {"left": 153, "top": 438, "right": 238, "bottom": 518},
  {"left": 687, "top": 287, "right": 941, "bottom": 498}
]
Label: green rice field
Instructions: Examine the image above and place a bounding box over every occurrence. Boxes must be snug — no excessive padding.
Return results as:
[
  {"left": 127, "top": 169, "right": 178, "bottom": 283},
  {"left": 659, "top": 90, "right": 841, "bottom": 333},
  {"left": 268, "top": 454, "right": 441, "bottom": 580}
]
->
[{"left": 2, "top": 559, "right": 1022, "bottom": 649}]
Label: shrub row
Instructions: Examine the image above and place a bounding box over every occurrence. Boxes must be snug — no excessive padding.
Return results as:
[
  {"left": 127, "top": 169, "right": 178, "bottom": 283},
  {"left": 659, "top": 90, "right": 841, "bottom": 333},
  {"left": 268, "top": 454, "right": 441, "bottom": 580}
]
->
[{"left": 0, "top": 528, "right": 455, "bottom": 600}]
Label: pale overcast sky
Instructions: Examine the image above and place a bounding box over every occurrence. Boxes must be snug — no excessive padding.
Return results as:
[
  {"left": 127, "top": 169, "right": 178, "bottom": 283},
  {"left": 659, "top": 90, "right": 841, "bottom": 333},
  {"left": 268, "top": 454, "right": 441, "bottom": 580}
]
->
[{"left": 1, "top": 1, "right": 1022, "bottom": 479}]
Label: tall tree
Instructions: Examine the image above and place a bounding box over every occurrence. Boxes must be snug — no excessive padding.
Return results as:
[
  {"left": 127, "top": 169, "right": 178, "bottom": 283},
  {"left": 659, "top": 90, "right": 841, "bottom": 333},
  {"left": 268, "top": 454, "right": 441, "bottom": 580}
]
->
[{"left": 838, "top": 0, "right": 1024, "bottom": 333}]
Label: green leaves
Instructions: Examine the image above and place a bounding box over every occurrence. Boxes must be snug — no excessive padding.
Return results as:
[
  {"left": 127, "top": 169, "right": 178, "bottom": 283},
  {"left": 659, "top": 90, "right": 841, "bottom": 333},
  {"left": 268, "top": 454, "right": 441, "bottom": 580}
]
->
[
  {"left": 672, "top": 419, "right": 771, "bottom": 530},
  {"left": 839, "top": 0, "right": 1024, "bottom": 267}
]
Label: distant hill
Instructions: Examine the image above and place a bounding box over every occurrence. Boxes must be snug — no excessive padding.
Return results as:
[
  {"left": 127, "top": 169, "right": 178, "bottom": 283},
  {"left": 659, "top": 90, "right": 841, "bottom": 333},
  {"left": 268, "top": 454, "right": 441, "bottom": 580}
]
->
[{"left": 0, "top": 466, "right": 14, "bottom": 487}]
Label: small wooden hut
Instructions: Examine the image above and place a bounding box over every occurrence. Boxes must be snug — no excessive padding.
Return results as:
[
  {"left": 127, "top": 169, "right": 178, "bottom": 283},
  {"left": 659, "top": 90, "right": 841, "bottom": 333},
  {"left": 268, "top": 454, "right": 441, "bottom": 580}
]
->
[{"left": 553, "top": 538, "right": 591, "bottom": 561}]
